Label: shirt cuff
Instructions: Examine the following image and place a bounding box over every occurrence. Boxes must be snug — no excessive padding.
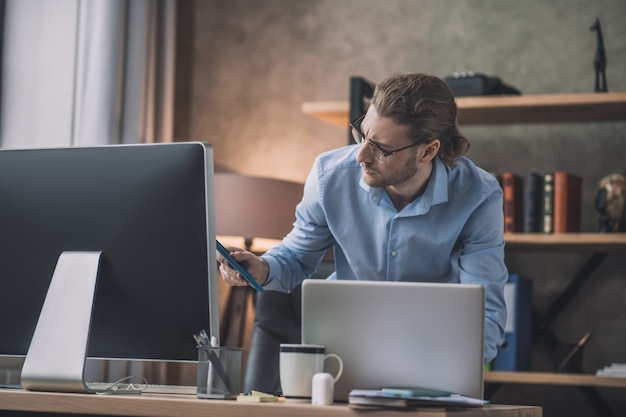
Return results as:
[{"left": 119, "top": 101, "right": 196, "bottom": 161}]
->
[{"left": 259, "top": 255, "right": 287, "bottom": 292}]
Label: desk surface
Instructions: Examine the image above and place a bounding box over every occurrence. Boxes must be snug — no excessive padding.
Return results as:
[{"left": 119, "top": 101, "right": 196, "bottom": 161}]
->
[{"left": 0, "top": 389, "right": 541, "bottom": 417}]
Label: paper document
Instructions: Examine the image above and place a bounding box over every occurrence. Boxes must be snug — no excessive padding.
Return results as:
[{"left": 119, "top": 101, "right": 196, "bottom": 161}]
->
[{"left": 348, "top": 388, "right": 487, "bottom": 409}]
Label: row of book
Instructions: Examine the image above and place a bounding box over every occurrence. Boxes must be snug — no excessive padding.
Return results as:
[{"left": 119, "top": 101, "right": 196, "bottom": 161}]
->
[
  {"left": 596, "top": 363, "right": 626, "bottom": 378},
  {"left": 501, "top": 171, "right": 582, "bottom": 233}
]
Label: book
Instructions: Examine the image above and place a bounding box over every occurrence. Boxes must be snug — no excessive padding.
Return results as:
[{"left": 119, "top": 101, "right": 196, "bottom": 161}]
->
[
  {"left": 542, "top": 173, "right": 554, "bottom": 233},
  {"left": 348, "top": 388, "right": 486, "bottom": 409},
  {"left": 523, "top": 172, "right": 543, "bottom": 233},
  {"left": 502, "top": 172, "right": 523, "bottom": 233},
  {"left": 381, "top": 387, "right": 454, "bottom": 397},
  {"left": 553, "top": 172, "right": 583, "bottom": 233},
  {"left": 596, "top": 363, "right": 626, "bottom": 378},
  {"left": 492, "top": 274, "right": 532, "bottom": 371}
]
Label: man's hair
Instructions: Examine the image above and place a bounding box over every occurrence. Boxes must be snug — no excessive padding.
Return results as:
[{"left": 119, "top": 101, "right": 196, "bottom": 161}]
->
[{"left": 371, "top": 73, "right": 469, "bottom": 166}]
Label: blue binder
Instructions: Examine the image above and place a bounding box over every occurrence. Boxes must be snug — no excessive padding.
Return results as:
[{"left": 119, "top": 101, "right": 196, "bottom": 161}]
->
[{"left": 493, "top": 274, "right": 532, "bottom": 371}]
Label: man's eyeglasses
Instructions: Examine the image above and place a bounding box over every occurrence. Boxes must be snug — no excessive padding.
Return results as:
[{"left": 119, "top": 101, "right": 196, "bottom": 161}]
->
[{"left": 350, "top": 114, "right": 421, "bottom": 163}]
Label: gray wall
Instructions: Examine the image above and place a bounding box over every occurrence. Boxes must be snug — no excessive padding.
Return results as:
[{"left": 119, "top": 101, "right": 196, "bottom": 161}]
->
[{"left": 176, "top": 1, "right": 626, "bottom": 416}]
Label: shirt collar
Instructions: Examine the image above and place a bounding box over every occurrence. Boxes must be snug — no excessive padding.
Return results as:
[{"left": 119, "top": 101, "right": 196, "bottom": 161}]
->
[
  {"left": 359, "top": 158, "right": 450, "bottom": 214},
  {"left": 430, "top": 157, "right": 449, "bottom": 206}
]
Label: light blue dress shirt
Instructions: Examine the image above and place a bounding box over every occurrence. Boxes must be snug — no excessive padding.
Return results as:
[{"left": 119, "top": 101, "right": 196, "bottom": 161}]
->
[{"left": 262, "top": 145, "right": 508, "bottom": 362}]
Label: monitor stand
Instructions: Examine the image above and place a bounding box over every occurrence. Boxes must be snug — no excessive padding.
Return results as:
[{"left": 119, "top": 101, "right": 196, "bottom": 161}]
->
[{"left": 21, "top": 251, "right": 102, "bottom": 393}]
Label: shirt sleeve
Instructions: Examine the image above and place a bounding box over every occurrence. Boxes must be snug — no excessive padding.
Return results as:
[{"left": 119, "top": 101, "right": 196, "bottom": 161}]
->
[
  {"left": 261, "top": 158, "right": 335, "bottom": 292},
  {"left": 458, "top": 182, "right": 508, "bottom": 363}
]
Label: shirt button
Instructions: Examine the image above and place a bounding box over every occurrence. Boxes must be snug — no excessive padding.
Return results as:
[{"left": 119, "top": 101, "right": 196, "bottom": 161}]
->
[{"left": 391, "top": 250, "right": 397, "bottom": 257}]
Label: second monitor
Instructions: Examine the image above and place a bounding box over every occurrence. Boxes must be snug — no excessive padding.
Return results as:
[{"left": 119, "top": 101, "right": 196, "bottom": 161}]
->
[{"left": 0, "top": 142, "right": 220, "bottom": 391}]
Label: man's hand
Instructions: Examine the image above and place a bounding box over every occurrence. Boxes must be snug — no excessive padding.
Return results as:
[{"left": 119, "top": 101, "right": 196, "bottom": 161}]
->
[{"left": 216, "top": 246, "right": 270, "bottom": 287}]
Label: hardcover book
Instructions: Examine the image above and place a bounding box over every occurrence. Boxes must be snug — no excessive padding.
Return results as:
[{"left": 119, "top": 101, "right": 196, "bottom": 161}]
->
[
  {"left": 542, "top": 173, "right": 554, "bottom": 233},
  {"left": 554, "top": 172, "right": 583, "bottom": 233},
  {"left": 502, "top": 172, "right": 523, "bottom": 233},
  {"left": 523, "top": 172, "right": 543, "bottom": 233}
]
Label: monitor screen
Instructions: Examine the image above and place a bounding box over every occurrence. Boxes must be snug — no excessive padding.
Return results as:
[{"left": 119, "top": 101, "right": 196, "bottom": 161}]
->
[{"left": 0, "top": 143, "right": 219, "bottom": 374}]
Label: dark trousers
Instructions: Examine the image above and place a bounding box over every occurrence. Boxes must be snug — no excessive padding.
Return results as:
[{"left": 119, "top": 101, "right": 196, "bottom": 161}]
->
[{"left": 242, "top": 286, "right": 302, "bottom": 394}]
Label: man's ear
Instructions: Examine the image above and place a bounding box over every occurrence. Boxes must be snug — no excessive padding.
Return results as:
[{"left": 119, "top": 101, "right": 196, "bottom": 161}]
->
[{"left": 421, "top": 139, "right": 440, "bottom": 162}]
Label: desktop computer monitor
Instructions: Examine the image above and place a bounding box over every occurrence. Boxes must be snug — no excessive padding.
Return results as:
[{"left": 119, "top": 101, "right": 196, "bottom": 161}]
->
[{"left": 0, "top": 142, "right": 220, "bottom": 389}]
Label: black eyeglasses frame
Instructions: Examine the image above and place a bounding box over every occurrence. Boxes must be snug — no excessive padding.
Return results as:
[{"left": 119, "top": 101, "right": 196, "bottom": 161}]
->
[{"left": 349, "top": 114, "right": 422, "bottom": 162}]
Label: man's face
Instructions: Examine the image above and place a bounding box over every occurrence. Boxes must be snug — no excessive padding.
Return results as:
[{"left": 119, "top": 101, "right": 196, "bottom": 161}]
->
[{"left": 354, "top": 107, "right": 421, "bottom": 188}]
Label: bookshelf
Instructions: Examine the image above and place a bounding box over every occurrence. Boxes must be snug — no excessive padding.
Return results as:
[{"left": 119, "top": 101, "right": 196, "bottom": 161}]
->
[{"left": 302, "top": 92, "right": 626, "bottom": 127}]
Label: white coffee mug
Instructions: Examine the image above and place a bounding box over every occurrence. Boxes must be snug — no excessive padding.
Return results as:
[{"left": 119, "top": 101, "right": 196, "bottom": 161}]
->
[{"left": 279, "top": 344, "right": 343, "bottom": 402}]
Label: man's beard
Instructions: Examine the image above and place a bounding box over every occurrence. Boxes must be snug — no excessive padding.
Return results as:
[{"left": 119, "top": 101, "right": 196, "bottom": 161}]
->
[{"left": 361, "top": 152, "right": 418, "bottom": 188}]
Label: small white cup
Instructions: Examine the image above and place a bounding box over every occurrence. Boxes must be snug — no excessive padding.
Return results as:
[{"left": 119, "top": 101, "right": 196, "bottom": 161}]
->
[
  {"left": 312, "top": 372, "right": 334, "bottom": 405},
  {"left": 279, "top": 344, "right": 343, "bottom": 402}
]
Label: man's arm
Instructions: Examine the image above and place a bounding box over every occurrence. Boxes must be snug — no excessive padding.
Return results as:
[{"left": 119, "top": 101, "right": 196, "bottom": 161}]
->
[{"left": 458, "top": 185, "right": 508, "bottom": 363}]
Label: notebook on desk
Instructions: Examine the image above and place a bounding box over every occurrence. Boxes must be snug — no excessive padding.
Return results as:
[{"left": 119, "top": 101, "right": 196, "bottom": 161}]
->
[{"left": 301, "top": 280, "right": 485, "bottom": 402}]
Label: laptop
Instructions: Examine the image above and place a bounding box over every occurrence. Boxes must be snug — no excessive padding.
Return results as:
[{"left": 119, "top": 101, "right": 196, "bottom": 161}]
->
[{"left": 301, "top": 280, "right": 485, "bottom": 402}]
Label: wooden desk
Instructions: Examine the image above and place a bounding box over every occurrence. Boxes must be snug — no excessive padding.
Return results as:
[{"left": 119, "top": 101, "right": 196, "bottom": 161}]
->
[{"left": 0, "top": 389, "right": 541, "bottom": 417}]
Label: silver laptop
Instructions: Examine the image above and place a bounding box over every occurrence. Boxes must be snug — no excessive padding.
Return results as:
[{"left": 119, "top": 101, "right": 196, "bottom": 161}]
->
[{"left": 301, "top": 280, "right": 485, "bottom": 402}]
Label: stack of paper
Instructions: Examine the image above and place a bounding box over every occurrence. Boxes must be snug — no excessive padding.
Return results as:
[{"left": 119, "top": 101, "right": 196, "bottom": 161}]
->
[
  {"left": 348, "top": 387, "right": 487, "bottom": 409},
  {"left": 596, "top": 363, "right": 626, "bottom": 377}
]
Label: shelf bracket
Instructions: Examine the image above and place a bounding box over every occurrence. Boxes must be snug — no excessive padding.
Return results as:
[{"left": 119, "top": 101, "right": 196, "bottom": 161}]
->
[{"left": 533, "top": 252, "right": 607, "bottom": 345}]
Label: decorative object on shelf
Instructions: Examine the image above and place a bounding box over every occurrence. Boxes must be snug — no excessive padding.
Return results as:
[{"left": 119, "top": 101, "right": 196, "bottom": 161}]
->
[
  {"left": 444, "top": 72, "right": 521, "bottom": 97},
  {"left": 590, "top": 18, "right": 608, "bottom": 92},
  {"left": 595, "top": 172, "right": 626, "bottom": 232},
  {"left": 555, "top": 332, "right": 591, "bottom": 373}
]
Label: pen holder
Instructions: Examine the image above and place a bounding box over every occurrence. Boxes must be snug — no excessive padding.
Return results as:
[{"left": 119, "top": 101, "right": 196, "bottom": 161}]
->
[{"left": 197, "top": 346, "right": 243, "bottom": 399}]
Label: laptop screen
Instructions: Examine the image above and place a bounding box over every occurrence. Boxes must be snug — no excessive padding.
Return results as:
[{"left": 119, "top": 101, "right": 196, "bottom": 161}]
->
[{"left": 301, "top": 280, "right": 485, "bottom": 401}]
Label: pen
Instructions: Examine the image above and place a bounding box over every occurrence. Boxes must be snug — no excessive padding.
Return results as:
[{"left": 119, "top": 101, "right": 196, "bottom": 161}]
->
[
  {"left": 194, "top": 329, "right": 232, "bottom": 395},
  {"left": 207, "top": 336, "right": 215, "bottom": 394}
]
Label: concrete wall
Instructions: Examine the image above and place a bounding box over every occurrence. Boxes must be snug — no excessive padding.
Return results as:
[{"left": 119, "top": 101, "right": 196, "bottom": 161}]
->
[{"left": 175, "top": 1, "right": 626, "bottom": 415}]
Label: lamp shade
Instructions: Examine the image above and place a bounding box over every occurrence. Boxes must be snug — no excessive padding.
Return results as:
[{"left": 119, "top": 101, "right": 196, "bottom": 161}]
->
[{"left": 214, "top": 173, "right": 304, "bottom": 241}]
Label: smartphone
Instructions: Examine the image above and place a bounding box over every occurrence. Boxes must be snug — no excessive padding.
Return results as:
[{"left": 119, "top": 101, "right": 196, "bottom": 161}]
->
[{"left": 216, "top": 240, "right": 264, "bottom": 292}]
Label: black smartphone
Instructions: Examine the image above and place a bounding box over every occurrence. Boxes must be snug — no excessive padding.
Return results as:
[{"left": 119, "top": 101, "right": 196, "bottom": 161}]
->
[{"left": 216, "top": 240, "right": 264, "bottom": 292}]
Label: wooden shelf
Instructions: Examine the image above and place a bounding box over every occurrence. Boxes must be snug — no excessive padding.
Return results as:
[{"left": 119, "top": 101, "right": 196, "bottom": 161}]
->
[
  {"left": 504, "top": 233, "right": 626, "bottom": 252},
  {"left": 301, "top": 101, "right": 350, "bottom": 129},
  {"left": 302, "top": 92, "right": 626, "bottom": 127},
  {"left": 456, "top": 92, "right": 626, "bottom": 124},
  {"left": 485, "top": 371, "right": 626, "bottom": 388}
]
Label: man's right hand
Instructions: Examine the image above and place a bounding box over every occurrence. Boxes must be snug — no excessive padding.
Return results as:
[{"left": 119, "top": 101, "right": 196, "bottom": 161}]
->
[{"left": 216, "top": 246, "right": 270, "bottom": 287}]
